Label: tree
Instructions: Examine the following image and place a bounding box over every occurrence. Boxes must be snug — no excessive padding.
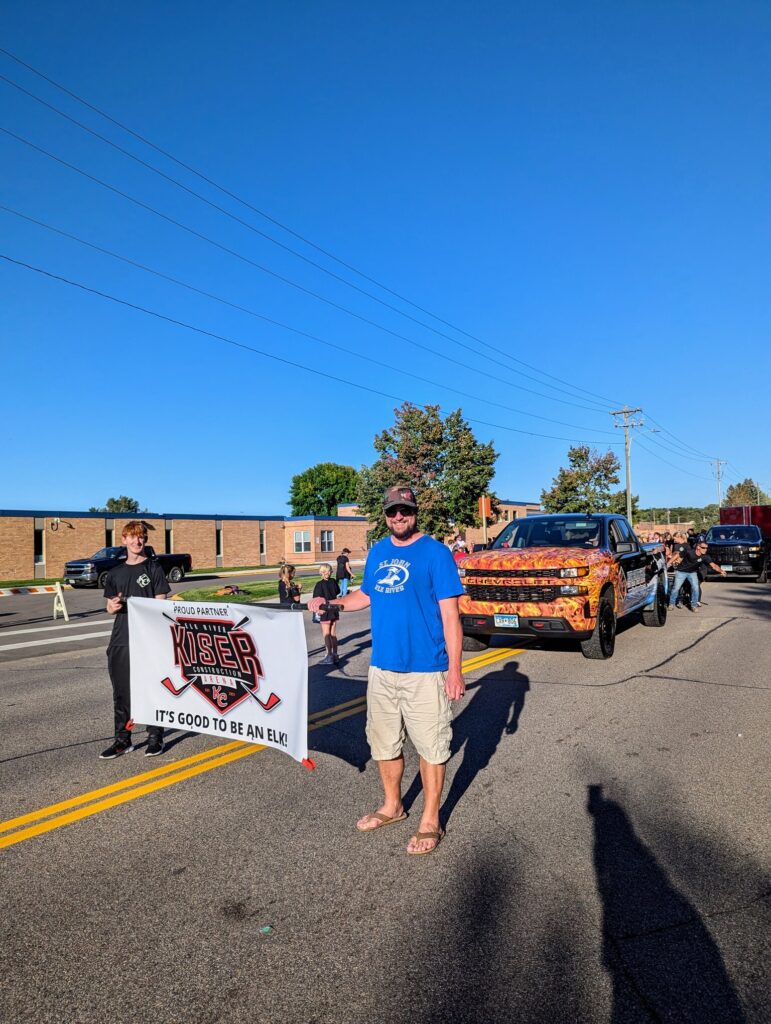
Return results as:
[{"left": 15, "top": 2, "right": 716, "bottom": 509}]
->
[
  {"left": 289, "top": 462, "right": 359, "bottom": 516},
  {"left": 356, "top": 402, "right": 498, "bottom": 540},
  {"left": 724, "top": 478, "right": 770, "bottom": 506},
  {"left": 607, "top": 489, "right": 639, "bottom": 518},
  {"left": 540, "top": 446, "right": 621, "bottom": 513},
  {"left": 636, "top": 505, "right": 720, "bottom": 531},
  {"left": 89, "top": 496, "right": 141, "bottom": 513}
]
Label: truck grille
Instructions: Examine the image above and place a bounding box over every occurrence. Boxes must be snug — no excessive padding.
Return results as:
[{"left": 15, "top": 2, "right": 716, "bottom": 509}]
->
[
  {"left": 465, "top": 584, "right": 559, "bottom": 603},
  {"left": 64, "top": 566, "right": 88, "bottom": 577},
  {"left": 465, "top": 567, "right": 562, "bottom": 579},
  {"left": 707, "top": 546, "right": 749, "bottom": 564}
]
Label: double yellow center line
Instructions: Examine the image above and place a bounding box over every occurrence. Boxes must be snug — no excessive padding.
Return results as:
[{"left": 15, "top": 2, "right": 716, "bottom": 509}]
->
[{"left": 0, "top": 647, "right": 519, "bottom": 850}]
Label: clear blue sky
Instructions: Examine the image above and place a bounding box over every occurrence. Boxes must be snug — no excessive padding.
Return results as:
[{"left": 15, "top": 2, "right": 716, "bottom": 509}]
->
[{"left": 2, "top": 2, "right": 769, "bottom": 515}]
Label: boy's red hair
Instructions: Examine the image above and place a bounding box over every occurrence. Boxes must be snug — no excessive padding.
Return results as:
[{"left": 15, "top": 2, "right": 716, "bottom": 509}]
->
[{"left": 121, "top": 520, "right": 154, "bottom": 539}]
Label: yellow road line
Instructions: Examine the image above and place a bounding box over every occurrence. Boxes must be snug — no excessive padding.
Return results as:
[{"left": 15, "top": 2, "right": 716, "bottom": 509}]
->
[{"left": 0, "top": 653, "right": 524, "bottom": 851}]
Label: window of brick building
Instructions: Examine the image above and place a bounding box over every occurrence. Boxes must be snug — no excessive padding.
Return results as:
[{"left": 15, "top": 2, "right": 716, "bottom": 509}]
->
[
  {"left": 105, "top": 526, "right": 114, "bottom": 547},
  {"left": 165, "top": 528, "right": 172, "bottom": 554},
  {"left": 294, "top": 530, "right": 311, "bottom": 553},
  {"left": 34, "top": 527, "right": 44, "bottom": 564},
  {"left": 259, "top": 526, "right": 266, "bottom": 556},
  {"left": 216, "top": 524, "right": 222, "bottom": 557},
  {"left": 320, "top": 530, "right": 334, "bottom": 552}
]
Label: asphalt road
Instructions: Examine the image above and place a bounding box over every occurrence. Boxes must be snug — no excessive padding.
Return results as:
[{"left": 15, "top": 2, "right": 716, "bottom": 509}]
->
[{"left": 1, "top": 578, "right": 769, "bottom": 1023}]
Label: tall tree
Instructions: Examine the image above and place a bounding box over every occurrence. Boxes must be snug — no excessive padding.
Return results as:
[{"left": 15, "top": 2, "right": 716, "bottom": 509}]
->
[
  {"left": 607, "top": 489, "right": 639, "bottom": 518},
  {"left": 89, "top": 496, "right": 141, "bottom": 513},
  {"left": 356, "top": 402, "right": 498, "bottom": 540},
  {"left": 289, "top": 462, "right": 359, "bottom": 516},
  {"left": 724, "top": 478, "right": 770, "bottom": 506},
  {"left": 540, "top": 446, "right": 621, "bottom": 513}
]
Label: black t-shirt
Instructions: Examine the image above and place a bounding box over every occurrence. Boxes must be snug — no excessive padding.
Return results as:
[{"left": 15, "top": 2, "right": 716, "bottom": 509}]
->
[
  {"left": 104, "top": 559, "right": 171, "bottom": 646},
  {"left": 335, "top": 554, "right": 351, "bottom": 580},
  {"left": 313, "top": 577, "right": 340, "bottom": 620},
  {"left": 676, "top": 546, "right": 713, "bottom": 574}
]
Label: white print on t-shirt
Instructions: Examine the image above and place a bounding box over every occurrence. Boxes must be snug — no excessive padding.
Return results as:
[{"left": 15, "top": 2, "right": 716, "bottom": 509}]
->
[
  {"left": 136, "top": 573, "right": 151, "bottom": 588},
  {"left": 374, "top": 559, "right": 411, "bottom": 594}
]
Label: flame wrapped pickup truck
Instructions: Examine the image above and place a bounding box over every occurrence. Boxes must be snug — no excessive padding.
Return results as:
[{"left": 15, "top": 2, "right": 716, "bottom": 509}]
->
[{"left": 459, "top": 514, "right": 668, "bottom": 659}]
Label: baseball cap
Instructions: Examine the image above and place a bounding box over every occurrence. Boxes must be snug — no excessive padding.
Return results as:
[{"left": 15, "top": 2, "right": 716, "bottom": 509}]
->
[{"left": 382, "top": 486, "right": 418, "bottom": 512}]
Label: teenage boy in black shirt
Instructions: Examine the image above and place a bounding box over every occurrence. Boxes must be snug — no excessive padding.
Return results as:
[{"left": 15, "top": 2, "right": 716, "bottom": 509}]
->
[
  {"left": 669, "top": 540, "right": 727, "bottom": 612},
  {"left": 100, "top": 521, "right": 171, "bottom": 759}
]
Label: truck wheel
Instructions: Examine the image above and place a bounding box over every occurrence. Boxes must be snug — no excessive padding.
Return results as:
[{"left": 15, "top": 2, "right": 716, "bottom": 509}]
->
[
  {"left": 98, "top": 571, "right": 110, "bottom": 589},
  {"left": 167, "top": 566, "right": 185, "bottom": 583},
  {"left": 581, "top": 593, "right": 616, "bottom": 659},
  {"left": 462, "top": 633, "right": 490, "bottom": 652},
  {"left": 642, "top": 576, "right": 668, "bottom": 627}
]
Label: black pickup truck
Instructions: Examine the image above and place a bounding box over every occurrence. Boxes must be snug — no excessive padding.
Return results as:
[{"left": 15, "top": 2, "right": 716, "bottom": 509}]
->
[
  {"left": 63, "top": 546, "right": 193, "bottom": 588},
  {"left": 704, "top": 525, "right": 768, "bottom": 582}
]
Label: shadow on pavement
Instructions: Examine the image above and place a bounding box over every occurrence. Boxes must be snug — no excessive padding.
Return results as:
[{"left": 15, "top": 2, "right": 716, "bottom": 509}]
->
[
  {"left": 587, "top": 784, "right": 746, "bottom": 1023},
  {"left": 400, "top": 661, "right": 530, "bottom": 825}
]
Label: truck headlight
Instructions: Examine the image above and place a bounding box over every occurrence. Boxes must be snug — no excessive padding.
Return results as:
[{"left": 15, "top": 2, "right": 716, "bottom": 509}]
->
[
  {"left": 749, "top": 547, "right": 761, "bottom": 553},
  {"left": 83, "top": 562, "right": 94, "bottom": 570},
  {"left": 559, "top": 585, "right": 589, "bottom": 595},
  {"left": 559, "top": 567, "right": 590, "bottom": 578}
]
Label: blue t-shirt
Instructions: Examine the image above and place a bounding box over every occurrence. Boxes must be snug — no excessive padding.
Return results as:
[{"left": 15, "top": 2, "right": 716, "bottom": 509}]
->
[{"left": 361, "top": 535, "right": 464, "bottom": 672}]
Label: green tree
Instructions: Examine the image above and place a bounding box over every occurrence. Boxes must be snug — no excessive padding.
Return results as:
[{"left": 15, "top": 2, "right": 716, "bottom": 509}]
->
[
  {"left": 724, "top": 478, "right": 770, "bottom": 506},
  {"left": 289, "top": 462, "right": 359, "bottom": 516},
  {"left": 89, "top": 495, "right": 141, "bottom": 513},
  {"left": 540, "top": 446, "right": 621, "bottom": 513},
  {"left": 356, "top": 402, "right": 498, "bottom": 540},
  {"left": 607, "top": 489, "right": 639, "bottom": 518},
  {"left": 636, "top": 505, "right": 720, "bottom": 531}
]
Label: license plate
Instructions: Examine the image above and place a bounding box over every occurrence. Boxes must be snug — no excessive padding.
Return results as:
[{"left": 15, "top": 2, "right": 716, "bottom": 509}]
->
[
  {"left": 720, "top": 565, "right": 733, "bottom": 572},
  {"left": 494, "top": 614, "right": 520, "bottom": 628}
]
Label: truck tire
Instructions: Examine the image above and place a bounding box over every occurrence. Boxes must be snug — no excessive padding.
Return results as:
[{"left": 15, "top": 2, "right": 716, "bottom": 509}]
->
[
  {"left": 167, "top": 566, "right": 185, "bottom": 583},
  {"left": 642, "top": 575, "right": 668, "bottom": 627},
  {"left": 581, "top": 592, "right": 616, "bottom": 660},
  {"left": 462, "top": 633, "right": 490, "bottom": 652},
  {"left": 98, "top": 571, "right": 110, "bottom": 589}
]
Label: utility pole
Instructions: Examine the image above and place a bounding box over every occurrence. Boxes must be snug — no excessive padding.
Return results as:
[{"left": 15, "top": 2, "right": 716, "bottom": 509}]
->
[
  {"left": 712, "top": 459, "right": 726, "bottom": 507},
  {"left": 610, "top": 407, "right": 644, "bottom": 522}
]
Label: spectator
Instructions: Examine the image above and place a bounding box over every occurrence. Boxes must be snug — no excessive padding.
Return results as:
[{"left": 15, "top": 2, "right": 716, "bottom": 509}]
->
[
  {"left": 278, "top": 564, "right": 302, "bottom": 608},
  {"left": 312, "top": 563, "right": 340, "bottom": 664},
  {"left": 336, "top": 547, "right": 354, "bottom": 596},
  {"left": 669, "top": 540, "right": 727, "bottom": 612}
]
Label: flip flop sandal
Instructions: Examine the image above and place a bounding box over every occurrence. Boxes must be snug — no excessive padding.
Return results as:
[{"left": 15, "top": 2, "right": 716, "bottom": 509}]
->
[
  {"left": 407, "top": 830, "right": 445, "bottom": 855},
  {"left": 356, "top": 811, "right": 408, "bottom": 832}
]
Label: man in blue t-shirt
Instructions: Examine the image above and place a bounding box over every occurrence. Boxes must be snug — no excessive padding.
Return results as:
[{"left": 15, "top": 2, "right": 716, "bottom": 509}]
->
[{"left": 308, "top": 485, "right": 464, "bottom": 855}]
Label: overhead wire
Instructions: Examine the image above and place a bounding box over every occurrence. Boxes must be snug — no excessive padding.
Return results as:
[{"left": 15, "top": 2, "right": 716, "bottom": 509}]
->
[
  {"left": 0, "top": 204, "right": 619, "bottom": 436},
  {"left": 634, "top": 438, "right": 713, "bottom": 481},
  {"left": 0, "top": 50, "right": 621, "bottom": 410},
  {"left": 0, "top": 253, "right": 625, "bottom": 448},
  {"left": 0, "top": 127, "right": 615, "bottom": 416}
]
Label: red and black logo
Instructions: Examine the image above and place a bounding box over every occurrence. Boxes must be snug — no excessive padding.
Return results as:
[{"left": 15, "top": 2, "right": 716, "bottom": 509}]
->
[{"left": 161, "top": 614, "right": 281, "bottom": 714}]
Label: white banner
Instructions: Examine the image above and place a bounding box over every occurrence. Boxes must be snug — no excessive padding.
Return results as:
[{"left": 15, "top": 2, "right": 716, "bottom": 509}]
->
[{"left": 128, "top": 597, "right": 308, "bottom": 763}]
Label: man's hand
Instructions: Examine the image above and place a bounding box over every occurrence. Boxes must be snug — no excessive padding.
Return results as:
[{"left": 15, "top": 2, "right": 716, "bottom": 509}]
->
[
  {"left": 444, "top": 668, "right": 465, "bottom": 702},
  {"left": 106, "top": 592, "right": 124, "bottom": 614}
]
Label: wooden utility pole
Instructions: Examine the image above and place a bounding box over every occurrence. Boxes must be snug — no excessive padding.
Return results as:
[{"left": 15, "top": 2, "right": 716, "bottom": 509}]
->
[{"left": 610, "top": 407, "right": 644, "bottom": 522}]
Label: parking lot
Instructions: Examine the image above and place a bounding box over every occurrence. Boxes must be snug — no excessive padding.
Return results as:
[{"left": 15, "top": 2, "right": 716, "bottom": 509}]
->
[{"left": 1, "top": 576, "right": 769, "bottom": 1023}]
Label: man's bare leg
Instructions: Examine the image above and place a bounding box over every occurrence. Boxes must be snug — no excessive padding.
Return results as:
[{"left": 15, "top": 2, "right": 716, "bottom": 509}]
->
[
  {"left": 357, "top": 756, "right": 405, "bottom": 830},
  {"left": 407, "top": 758, "right": 446, "bottom": 853}
]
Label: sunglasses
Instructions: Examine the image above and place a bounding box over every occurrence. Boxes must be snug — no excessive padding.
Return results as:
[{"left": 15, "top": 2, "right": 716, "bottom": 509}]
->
[{"left": 385, "top": 505, "right": 416, "bottom": 518}]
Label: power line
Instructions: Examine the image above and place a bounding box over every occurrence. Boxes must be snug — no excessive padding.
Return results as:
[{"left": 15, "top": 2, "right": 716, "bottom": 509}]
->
[
  {"left": 634, "top": 438, "right": 713, "bottom": 481},
  {"left": 0, "top": 204, "right": 620, "bottom": 436},
  {"left": 643, "top": 411, "right": 716, "bottom": 460},
  {"left": 0, "top": 46, "right": 623, "bottom": 409},
  {"left": 0, "top": 125, "right": 615, "bottom": 416},
  {"left": 0, "top": 252, "right": 625, "bottom": 447}
]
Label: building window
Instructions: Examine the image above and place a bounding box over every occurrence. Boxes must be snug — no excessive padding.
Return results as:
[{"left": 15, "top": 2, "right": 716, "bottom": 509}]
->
[
  {"left": 294, "top": 530, "right": 311, "bottom": 553},
  {"left": 105, "top": 527, "right": 114, "bottom": 547},
  {"left": 320, "top": 530, "right": 334, "bottom": 552},
  {"left": 165, "top": 528, "right": 172, "bottom": 553},
  {"left": 216, "top": 525, "right": 222, "bottom": 557},
  {"left": 34, "top": 527, "right": 45, "bottom": 564},
  {"left": 259, "top": 526, "right": 266, "bottom": 556}
]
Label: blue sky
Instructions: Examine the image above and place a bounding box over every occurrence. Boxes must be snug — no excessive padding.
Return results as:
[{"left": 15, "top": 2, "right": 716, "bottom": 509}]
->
[{"left": 2, "top": 2, "right": 769, "bottom": 515}]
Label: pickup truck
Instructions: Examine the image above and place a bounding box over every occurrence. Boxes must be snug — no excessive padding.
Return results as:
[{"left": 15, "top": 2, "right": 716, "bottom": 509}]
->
[
  {"left": 704, "top": 524, "right": 767, "bottom": 582},
  {"left": 63, "top": 546, "right": 193, "bottom": 588},
  {"left": 458, "top": 513, "right": 668, "bottom": 660}
]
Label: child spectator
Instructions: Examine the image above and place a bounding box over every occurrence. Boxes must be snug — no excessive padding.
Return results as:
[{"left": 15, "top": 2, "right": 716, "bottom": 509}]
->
[{"left": 313, "top": 563, "right": 340, "bottom": 664}]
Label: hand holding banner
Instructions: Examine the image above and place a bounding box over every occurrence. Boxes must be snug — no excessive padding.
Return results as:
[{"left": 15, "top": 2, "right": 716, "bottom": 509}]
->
[{"left": 128, "top": 598, "right": 308, "bottom": 762}]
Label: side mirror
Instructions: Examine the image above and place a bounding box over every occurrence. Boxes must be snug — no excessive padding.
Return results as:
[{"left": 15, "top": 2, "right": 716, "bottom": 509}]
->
[{"left": 616, "top": 541, "right": 636, "bottom": 554}]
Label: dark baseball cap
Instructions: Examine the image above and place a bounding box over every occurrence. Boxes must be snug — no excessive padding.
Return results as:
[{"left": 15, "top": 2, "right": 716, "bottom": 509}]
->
[{"left": 382, "top": 486, "right": 418, "bottom": 511}]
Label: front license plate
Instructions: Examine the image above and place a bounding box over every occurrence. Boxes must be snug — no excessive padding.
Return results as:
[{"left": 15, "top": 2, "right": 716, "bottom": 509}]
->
[
  {"left": 720, "top": 565, "right": 733, "bottom": 572},
  {"left": 494, "top": 614, "right": 520, "bottom": 628}
]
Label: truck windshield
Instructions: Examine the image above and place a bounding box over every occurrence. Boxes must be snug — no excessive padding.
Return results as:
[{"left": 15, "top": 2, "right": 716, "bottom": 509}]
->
[
  {"left": 91, "top": 547, "right": 125, "bottom": 559},
  {"left": 706, "top": 526, "right": 761, "bottom": 543},
  {"left": 492, "top": 518, "right": 602, "bottom": 550}
]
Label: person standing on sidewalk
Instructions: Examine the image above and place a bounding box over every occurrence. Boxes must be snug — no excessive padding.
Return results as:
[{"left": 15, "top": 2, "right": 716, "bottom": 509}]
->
[
  {"left": 669, "top": 540, "right": 727, "bottom": 612},
  {"left": 308, "top": 486, "right": 465, "bottom": 855},
  {"left": 101, "top": 521, "right": 170, "bottom": 759},
  {"left": 336, "top": 548, "right": 353, "bottom": 596},
  {"left": 312, "top": 563, "right": 340, "bottom": 664}
]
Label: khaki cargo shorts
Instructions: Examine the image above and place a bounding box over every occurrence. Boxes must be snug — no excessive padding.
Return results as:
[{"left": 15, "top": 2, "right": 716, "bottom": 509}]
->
[{"left": 366, "top": 666, "right": 453, "bottom": 764}]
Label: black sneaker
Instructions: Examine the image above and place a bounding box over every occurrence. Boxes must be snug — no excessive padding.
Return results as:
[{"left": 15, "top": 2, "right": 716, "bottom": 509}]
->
[
  {"left": 145, "top": 737, "right": 165, "bottom": 757},
  {"left": 99, "top": 741, "right": 134, "bottom": 760}
]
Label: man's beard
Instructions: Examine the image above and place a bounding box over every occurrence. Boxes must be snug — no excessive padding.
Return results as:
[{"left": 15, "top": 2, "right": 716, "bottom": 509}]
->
[{"left": 389, "top": 519, "right": 418, "bottom": 541}]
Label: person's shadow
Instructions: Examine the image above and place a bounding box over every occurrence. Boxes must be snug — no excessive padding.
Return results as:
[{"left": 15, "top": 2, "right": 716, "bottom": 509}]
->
[
  {"left": 402, "top": 662, "right": 530, "bottom": 826},
  {"left": 587, "top": 784, "right": 746, "bottom": 1022}
]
